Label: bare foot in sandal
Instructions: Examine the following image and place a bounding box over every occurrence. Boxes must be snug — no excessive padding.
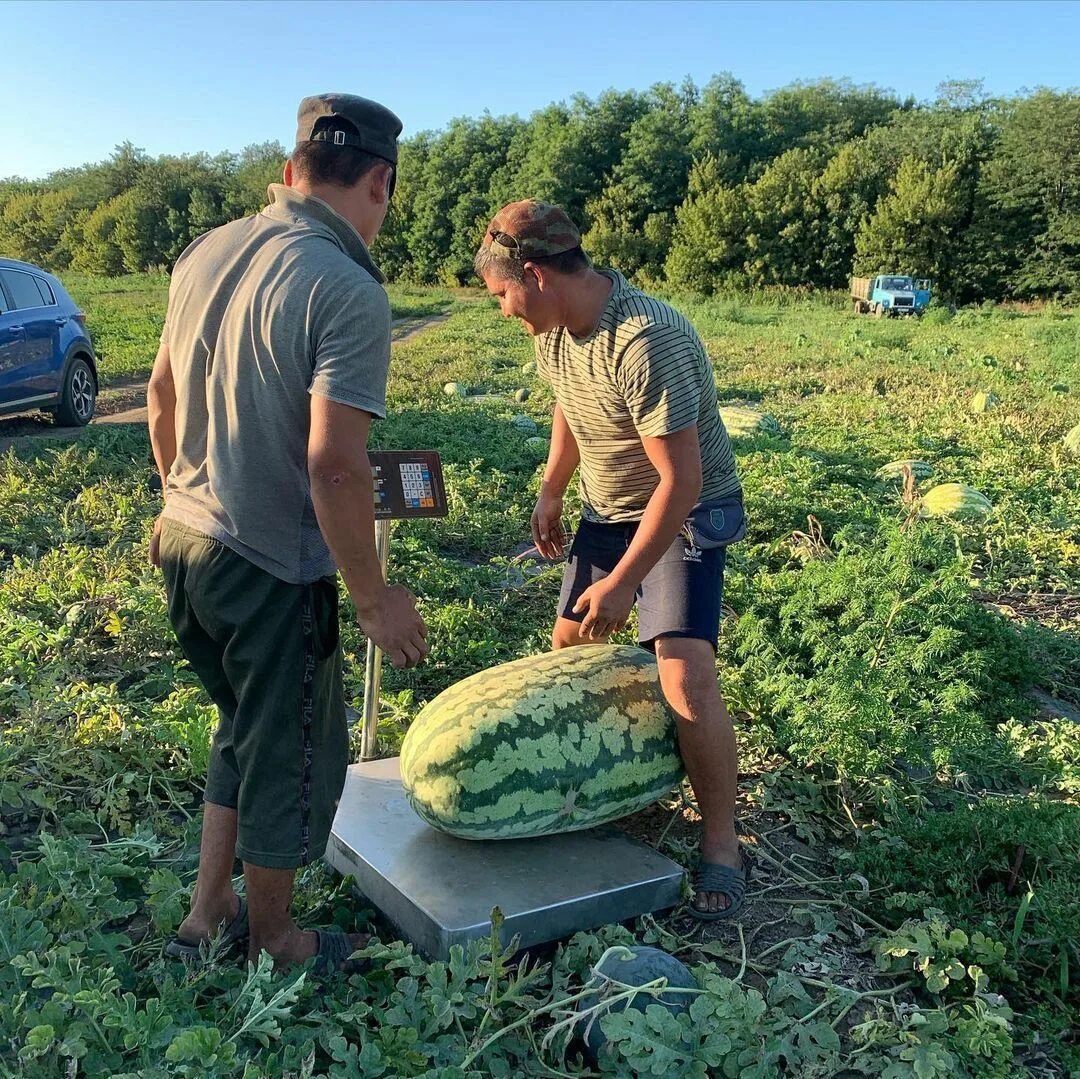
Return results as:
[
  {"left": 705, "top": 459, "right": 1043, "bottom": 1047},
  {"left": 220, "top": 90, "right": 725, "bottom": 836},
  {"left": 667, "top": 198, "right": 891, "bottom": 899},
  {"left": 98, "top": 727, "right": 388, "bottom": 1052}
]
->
[
  {"left": 691, "top": 839, "right": 746, "bottom": 920},
  {"left": 249, "top": 925, "right": 371, "bottom": 972}
]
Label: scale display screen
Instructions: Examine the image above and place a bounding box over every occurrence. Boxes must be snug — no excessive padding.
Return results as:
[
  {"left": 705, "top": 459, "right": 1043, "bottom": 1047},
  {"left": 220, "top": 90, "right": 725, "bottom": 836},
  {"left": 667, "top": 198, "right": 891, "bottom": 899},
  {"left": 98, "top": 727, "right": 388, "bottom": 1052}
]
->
[{"left": 369, "top": 450, "right": 448, "bottom": 520}]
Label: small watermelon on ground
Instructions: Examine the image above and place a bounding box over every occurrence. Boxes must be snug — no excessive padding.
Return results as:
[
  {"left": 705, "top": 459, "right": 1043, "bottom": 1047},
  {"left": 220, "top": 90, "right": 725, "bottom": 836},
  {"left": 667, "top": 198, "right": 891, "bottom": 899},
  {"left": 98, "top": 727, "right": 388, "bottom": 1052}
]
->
[
  {"left": 919, "top": 483, "right": 993, "bottom": 520},
  {"left": 443, "top": 382, "right": 468, "bottom": 398},
  {"left": 875, "top": 459, "right": 934, "bottom": 482},
  {"left": 970, "top": 390, "right": 1000, "bottom": 413},
  {"left": 1064, "top": 422, "right": 1080, "bottom": 456},
  {"left": 575, "top": 946, "right": 697, "bottom": 1064},
  {"left": 521, "top": 361, "right": 536, "bottom": 375},
  {"left": 511, "top": 415, "right": 538, "bottom": 434},
  {"left": 399, "top": 645, "right": 685, "bottom": 839},
  {"left": 514, "top": 387, "right": 530, "bottom": 403},
  {"left": 718, "top": 405, "right": 781, "bottom": 438},
  {"left": 524, "top": 436, "right": 549, "bottom": 461}
]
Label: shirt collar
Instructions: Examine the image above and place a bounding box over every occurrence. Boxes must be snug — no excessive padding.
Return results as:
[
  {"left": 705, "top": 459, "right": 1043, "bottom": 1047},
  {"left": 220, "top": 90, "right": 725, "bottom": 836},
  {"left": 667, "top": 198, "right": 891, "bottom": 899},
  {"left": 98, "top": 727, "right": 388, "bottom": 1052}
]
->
[{"left": 263, "top": 184, "right": 385, "bottom": 283}]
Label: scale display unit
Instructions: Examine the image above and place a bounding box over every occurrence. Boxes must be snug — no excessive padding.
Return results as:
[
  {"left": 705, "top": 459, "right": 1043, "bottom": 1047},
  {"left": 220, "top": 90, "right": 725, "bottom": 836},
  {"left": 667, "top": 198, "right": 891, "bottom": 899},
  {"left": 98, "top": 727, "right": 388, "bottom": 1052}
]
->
[{"left": 325, "top": 450, "right": 685, "bottom": 960}]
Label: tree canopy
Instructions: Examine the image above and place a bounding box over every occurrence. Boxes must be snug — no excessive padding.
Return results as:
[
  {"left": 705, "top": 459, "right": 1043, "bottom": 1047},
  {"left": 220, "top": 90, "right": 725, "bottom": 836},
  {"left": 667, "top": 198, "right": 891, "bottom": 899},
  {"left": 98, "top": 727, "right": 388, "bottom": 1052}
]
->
[{"left": 2, "top": 77, "right": 1078, "bottom": 301}]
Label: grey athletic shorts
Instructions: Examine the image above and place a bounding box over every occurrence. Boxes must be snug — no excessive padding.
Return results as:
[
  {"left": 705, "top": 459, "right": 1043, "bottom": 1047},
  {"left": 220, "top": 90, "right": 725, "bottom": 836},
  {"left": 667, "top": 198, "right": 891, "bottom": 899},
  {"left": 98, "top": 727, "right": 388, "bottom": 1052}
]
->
[{"left": 558, "top": 498, "right": 746, "bottom": 651}]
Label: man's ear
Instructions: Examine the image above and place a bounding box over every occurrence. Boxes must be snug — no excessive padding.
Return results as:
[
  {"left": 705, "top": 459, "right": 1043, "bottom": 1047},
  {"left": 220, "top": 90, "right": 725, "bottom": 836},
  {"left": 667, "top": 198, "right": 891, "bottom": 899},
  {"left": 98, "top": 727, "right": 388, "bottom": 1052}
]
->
[
  {"left": 370, "top": 162, "right": 393, "bottom": 206},
  {"left": 283, "top": 159, "right": 295, "bottom": 187},
  {"left": 524, "top": 261, "right": 545, "bottom": 291}
]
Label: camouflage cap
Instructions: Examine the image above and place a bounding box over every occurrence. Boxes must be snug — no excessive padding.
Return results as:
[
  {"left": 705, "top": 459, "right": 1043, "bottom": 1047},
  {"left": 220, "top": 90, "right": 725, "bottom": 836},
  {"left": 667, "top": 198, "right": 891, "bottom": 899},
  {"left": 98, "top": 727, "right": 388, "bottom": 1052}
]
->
[
  {"left": 483, "top": 200, "right": 582, "bottom": 260},
  {"left": 295, "top": 93, "right": 403, "bottom": 165}
]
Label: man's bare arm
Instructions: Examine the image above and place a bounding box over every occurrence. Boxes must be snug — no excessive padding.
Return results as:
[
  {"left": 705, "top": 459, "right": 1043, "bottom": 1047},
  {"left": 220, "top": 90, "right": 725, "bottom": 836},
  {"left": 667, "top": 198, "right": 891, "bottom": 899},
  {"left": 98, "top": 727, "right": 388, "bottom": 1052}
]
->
[
  {"left": 147, "top": 343, "right": 177, "bottom": 491},
  {"left": 573, "top": 425, "right": 702, "bottom": 639},
  {"left": 308, "top": 394, "right": 428, "bottom": 668},
  {"left": 532, "top": 404, "right": 580, "bottom": 558},
  {"left": 609, "top": 425, "right": 702, "bottom": 592},
  {"left": 542, "top": 404, "right": 580, "bottom": 497}
]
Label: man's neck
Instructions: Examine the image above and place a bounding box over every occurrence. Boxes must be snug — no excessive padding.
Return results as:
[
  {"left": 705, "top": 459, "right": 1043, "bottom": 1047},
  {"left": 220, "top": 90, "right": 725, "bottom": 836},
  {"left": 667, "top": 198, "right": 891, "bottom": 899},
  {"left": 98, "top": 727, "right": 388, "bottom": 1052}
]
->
[
  {"left": 291, "top": 181, "right": 376, "bottom": 245},
  {"left": 563, "top": 269, "right": 614, "bottom": 338}
]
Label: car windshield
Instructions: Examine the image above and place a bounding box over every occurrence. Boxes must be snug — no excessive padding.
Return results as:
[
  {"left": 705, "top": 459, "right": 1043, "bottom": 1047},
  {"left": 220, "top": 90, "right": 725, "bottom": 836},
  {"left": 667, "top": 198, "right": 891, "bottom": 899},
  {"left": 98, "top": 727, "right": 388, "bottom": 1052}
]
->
[{"left": 881, "top": 276, "right": 913, "bottom": 291}]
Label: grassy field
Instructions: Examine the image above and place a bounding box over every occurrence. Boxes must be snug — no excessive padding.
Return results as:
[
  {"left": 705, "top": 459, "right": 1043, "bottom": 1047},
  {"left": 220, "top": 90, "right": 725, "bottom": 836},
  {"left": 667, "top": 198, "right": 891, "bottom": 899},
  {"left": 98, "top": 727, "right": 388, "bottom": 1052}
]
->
[
  {"left": 1, "top": 277, "right": 1078, "bottom": 1077},
  {"left": 63, "top": 274, "right": 465, "bottom": 381}
]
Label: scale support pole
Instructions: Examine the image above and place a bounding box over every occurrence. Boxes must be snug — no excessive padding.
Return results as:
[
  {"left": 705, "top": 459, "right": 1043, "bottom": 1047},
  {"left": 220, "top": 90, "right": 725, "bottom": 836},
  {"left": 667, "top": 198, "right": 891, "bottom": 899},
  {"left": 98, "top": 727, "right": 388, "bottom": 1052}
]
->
[{"left": 360, "top": 517, "right": 392, "bottom": 761}]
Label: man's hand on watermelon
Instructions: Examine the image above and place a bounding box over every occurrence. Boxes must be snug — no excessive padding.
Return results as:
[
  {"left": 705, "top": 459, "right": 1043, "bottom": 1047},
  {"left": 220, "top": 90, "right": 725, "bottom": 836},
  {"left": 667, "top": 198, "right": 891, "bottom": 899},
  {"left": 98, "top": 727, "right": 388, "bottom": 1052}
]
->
[{"left": 574, "top": 578, "right": 635, "bottom": 639}]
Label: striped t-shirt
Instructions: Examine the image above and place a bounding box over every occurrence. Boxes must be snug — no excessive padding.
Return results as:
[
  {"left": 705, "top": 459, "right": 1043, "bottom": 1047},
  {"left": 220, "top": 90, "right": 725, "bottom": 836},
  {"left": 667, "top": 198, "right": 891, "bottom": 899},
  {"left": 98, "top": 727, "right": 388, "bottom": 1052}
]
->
[{"left": 535, "top": 271, "right": 740, "bottom": 523}]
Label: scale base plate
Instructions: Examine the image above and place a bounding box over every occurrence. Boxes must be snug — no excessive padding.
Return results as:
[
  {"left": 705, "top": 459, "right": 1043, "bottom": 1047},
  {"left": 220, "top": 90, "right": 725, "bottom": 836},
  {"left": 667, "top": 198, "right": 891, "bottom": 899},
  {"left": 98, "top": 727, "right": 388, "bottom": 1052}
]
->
[{"left": 325, "top": 757, "right": 686, "bottom": 960}]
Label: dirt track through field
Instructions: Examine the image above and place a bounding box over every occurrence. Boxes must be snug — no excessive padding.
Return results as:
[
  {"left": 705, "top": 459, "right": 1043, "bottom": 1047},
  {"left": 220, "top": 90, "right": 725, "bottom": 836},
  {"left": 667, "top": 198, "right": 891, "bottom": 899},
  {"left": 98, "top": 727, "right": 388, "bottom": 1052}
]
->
[{"left": 0, "top": 311, "right": 452, "bottom": 455}]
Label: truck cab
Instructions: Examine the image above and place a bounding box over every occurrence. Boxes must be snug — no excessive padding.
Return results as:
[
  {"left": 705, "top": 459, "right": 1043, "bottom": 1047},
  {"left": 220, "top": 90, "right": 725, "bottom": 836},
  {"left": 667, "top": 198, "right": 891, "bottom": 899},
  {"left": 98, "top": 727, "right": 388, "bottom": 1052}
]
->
[
  {"left": 873, "top": 275, "right": 916, "bottom": 315},
  {"left": 870, "top": 275, "right": 931, "bottom": 317},
  {"left": 850, "top": 274, "right": 932, "bottom": 317}
]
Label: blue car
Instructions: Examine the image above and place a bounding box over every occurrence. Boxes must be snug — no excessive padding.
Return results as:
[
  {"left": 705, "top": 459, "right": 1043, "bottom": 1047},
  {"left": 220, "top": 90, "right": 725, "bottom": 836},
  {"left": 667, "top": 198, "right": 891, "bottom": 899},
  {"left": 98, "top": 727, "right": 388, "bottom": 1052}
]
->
[{"left": 0, "top": 258, "right": 98, "bottom": 425}]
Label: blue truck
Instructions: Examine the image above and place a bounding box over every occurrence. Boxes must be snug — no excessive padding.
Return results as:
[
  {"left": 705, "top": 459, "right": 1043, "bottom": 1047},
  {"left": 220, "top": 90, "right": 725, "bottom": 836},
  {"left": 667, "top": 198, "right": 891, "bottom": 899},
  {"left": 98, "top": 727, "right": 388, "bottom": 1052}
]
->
[{"left": 850, "top": 274, "right": 931, "bottom": 317}]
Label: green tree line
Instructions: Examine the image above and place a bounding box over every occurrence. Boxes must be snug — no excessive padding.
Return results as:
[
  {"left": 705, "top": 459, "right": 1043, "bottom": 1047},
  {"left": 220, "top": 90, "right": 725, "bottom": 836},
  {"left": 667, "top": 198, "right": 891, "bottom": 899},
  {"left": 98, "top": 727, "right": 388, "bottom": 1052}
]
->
[{"left": 2, "top": 77, "right": 1078, "bottom": 301}]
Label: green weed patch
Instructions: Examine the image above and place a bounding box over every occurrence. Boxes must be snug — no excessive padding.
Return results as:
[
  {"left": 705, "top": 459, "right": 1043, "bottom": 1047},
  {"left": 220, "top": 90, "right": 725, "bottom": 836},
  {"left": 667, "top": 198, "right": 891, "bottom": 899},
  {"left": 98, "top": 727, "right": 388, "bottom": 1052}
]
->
[{"left": 1, "top": 287, "right": 1077, "bottom": 1076}]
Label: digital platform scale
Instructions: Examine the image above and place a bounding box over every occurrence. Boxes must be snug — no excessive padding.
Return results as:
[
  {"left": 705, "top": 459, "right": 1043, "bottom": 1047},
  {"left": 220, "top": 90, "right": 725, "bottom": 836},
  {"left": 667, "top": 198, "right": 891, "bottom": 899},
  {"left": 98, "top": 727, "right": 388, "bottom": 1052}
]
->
[{"left": 325, "top": 450, "right": 685, "bottom": 960}]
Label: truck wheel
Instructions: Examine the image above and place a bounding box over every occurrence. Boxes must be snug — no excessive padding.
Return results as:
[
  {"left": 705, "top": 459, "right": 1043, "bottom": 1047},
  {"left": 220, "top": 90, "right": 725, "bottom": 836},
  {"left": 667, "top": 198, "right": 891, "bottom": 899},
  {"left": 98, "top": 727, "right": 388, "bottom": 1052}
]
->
[{"left": 874, "top": 304, "right": 885, "bottom": 319}]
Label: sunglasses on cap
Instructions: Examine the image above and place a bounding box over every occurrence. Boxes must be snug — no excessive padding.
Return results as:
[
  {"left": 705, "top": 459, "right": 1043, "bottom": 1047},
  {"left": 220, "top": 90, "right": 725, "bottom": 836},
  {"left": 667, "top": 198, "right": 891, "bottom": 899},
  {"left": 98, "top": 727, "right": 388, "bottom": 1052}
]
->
[{"left": 487, "top": 228, "right": 524, "bottom": 258}]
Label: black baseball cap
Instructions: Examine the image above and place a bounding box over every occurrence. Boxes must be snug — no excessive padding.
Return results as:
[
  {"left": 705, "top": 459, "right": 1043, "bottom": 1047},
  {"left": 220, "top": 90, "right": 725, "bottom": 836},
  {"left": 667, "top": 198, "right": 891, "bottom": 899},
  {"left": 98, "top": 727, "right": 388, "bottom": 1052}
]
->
[{"left": 295, "top": 93, "right": 403, "bottom": 166}]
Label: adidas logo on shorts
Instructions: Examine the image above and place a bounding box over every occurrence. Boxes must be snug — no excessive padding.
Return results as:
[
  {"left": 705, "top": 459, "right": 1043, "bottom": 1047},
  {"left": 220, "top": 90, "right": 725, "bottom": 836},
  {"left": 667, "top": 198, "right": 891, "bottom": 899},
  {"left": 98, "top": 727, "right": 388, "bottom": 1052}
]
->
[{"left": 683, "top": 541, "right": 702, "bottom": 563}]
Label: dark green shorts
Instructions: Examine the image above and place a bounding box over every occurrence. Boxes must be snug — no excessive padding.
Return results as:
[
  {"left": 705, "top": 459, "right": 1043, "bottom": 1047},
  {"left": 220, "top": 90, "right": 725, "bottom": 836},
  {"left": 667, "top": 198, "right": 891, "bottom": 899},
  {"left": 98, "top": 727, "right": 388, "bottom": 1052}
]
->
[{"left": 159, "top": 518, "right": 346, "bottom": 869}]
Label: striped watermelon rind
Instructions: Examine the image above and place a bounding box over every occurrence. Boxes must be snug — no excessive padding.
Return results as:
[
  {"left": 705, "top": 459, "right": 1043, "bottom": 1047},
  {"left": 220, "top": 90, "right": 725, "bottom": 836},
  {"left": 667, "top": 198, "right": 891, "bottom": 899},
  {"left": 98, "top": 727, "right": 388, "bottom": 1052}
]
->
[
  {"left": 400, "top": 645, "right": 686, "bottom": 840},
  {"left": 970, "top": 390, "right": 1000, "bottom": 414},
  {"left": 918, "top": 482, "right": 993, "bottom": 520},
  {"left": 718, "top": 405, "right": 781, "bottom": 439},
  {"left": 875, "top": 459, "right": 934, "bottom": 482},
  {"left": 524, "top": 436, "right": 549, "bottom": 460},
  {"left": 1063, "top": 422, "right": 1080, "bottom": 457}
]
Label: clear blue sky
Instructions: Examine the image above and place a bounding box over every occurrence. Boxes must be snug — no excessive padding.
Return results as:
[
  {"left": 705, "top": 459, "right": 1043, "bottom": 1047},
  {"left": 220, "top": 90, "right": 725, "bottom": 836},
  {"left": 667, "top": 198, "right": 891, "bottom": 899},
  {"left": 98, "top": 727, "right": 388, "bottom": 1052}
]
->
[{"left": 3, "top": 0, "right": 1077, "bottom": 180}]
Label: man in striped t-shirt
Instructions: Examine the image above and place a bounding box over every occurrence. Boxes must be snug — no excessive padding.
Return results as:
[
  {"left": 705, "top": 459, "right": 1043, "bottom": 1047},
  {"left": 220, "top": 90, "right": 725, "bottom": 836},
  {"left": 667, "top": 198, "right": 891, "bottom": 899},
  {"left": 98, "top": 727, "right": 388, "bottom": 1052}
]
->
[{"left": 475, "top": 200, "right": 747, "bottom": 920}]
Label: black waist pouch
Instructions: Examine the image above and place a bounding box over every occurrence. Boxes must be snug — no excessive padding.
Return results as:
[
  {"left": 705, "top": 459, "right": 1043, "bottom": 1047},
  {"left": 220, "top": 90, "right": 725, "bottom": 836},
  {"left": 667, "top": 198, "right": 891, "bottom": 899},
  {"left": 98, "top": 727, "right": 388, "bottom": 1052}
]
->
[{"left": 682, "top": 497, "right": 747, "bottom": 550}]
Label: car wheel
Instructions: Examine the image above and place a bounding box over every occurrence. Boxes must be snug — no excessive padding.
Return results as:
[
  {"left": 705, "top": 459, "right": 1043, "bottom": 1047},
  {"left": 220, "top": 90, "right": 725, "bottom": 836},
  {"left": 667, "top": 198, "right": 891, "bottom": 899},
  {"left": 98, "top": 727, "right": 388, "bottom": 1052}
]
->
[{"left": 55, "top": 357, "right": 96, "bottom": 426}]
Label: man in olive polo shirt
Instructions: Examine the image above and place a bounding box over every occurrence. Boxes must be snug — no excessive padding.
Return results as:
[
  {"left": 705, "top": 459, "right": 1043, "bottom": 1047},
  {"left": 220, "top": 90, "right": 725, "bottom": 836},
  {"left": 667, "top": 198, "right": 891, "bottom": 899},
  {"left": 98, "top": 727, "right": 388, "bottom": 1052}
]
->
[
  {"left": 475, "top": 201, "right": 747, "bottom": 920},
  {"left": 147, "top": 94, "right": 428, "bottom": 973}
]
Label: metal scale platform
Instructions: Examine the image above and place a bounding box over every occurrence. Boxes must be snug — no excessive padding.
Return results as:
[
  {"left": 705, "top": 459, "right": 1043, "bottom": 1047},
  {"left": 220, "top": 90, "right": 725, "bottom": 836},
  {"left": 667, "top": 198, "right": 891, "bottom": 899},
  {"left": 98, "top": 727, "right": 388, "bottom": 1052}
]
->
[{"left": 325, "top": 451, "right": 685, "bottom": 960}]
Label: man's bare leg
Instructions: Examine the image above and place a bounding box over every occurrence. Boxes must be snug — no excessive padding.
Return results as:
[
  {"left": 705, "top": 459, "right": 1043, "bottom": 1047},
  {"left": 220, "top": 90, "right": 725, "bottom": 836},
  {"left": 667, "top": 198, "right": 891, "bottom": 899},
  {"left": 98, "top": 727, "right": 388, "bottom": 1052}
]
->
[
  {"left": 244, "top": 864, "right": 369, "bottom": 970},
  {"left": 551, "top": 622, "right": 741, "bottom": 912},
  {"left": 654, "top": 636, "right": 741, "bottom": 914},
  {"left": 551, "top": 616, "right": 608, "bottom": 650},
  {"left": 177, "top": 801, "right": 241, "bottom": 943},
  {"left": 243, "top": 864, "right": 317, "bottom": 967}
]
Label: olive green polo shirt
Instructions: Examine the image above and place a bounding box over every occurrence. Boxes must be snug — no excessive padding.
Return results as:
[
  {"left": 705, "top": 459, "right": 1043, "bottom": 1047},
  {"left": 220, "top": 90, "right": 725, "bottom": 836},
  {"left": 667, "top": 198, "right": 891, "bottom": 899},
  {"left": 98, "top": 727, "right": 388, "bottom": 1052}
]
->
[{"left": 160, "top": 184, "right": 391, "bottom": 583}]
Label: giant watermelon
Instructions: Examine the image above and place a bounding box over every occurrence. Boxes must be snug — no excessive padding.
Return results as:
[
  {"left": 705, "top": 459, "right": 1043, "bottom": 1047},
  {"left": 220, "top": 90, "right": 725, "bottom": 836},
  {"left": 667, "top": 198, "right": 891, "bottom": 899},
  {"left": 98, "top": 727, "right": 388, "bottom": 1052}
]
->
[{"left": 400, "top": 645, "right": 685, "bottom": 840}]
